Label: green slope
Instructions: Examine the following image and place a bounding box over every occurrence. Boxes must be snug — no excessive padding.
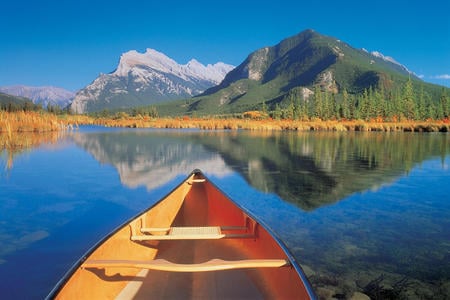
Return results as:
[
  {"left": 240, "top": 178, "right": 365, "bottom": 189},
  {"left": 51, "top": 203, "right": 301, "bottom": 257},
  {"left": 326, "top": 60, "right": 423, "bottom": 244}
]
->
[
  {"left": 0, "top": 92, "right": 37, "bottom": 110},
  {"left": 154, "top": 29, "right": 448, "bottom": 117}
]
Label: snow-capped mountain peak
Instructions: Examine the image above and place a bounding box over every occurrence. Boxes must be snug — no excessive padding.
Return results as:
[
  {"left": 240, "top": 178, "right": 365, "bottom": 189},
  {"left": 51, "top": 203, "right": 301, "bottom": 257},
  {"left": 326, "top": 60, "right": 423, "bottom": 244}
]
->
[
  {"left": 70, "top": 48, "right": 235, "bottom": 113},
  {"left": 114, "top": 48, "right": 234, "bottom": 84},
  {"left": 114, "top": 48, "right": 179, "bottom": 77}
]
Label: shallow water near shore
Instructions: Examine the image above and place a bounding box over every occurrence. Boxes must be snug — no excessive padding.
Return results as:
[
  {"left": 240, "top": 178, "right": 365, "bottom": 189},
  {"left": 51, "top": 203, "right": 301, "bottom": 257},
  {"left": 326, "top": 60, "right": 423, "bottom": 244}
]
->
[{"left": 0, "top": 127, "right": 449, "bottom": 299}]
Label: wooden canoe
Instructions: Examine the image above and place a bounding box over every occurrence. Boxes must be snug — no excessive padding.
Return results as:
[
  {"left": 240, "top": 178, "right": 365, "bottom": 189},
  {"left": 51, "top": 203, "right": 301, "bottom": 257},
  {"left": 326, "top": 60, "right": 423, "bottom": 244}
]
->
[{"left": 47, "top": 169, "right": 316, "bottom": 299}]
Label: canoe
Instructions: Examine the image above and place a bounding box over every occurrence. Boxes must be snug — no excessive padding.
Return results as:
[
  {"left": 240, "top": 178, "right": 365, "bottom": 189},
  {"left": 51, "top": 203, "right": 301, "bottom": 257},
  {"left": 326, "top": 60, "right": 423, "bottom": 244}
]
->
[{"left": 47, "top": 169, "right": 316, "bottom": 299}]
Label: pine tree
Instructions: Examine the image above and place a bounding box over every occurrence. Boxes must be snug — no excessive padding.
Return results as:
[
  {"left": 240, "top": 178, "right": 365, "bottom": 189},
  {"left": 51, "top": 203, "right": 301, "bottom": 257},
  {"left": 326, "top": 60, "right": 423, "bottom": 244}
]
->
[
  {"left": 287, "top": 95, "right": 295, "bottom": 120},
  {"left": 392, "top": 88, "right": 403, "bottom": 121},
  {"left": 384, "top": 89, "right": 394, "bottom": 120},
  {"left": 380, "top": 88, "right": 388, "bottom": 120},
  {"left": 417, "top": 85, "right": 426, "bottom": 120},
  {"left": 312, "top": 86, "right": 323, "bottom": 119},
  {"left": 261, "top": 100, "right": 267, "bottom": 116},
  {"left": 331, "top": 93, "right": 338, "bottom": 120},
  {"left": 368, "top": 87, "right": 377, "bottom": 119},
  {"left": 373, "top": 87, "right": 386, "bottom": 120},
  {"left": 358, "top": 89, "right": 370, "bottom": 120},
  {"left": 300, "top": 100, "right": 309, "bottom": 120},
  {"left": 424, "top": 93, "right": 435, "bottom": 120},
  {"left": 293, "top": 98, "right": 302, "bottom": 120},
  {"left": 323, "top": 91, "right": 331, "bottom": 120},
  {"left": 273, "top": 103, "right": 282, "bottom": 120},
  {"left": 402, "top": 77, "right": 416, "bottom": 120},
  {"left": 348, "top": 92, "right": 356, "bottom": 120},
  {"left": 341, "top": 89, "right": 350, "bottom": 119},
  {"left": 439, "top": 88, "right": 449, "bottom": 118}
]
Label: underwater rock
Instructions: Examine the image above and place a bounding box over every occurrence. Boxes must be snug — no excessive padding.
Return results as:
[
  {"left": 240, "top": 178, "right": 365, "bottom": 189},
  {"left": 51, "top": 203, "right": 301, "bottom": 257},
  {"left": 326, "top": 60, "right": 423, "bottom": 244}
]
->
[{"left": 349, "top": 291, "right": 370, "bottom": 300}]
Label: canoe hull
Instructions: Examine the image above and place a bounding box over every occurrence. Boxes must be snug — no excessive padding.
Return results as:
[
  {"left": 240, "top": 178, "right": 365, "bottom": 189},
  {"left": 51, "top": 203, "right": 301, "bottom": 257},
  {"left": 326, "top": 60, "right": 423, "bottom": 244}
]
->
[{"left": 48, "top": 170, "right": 315, "bottom": 299}]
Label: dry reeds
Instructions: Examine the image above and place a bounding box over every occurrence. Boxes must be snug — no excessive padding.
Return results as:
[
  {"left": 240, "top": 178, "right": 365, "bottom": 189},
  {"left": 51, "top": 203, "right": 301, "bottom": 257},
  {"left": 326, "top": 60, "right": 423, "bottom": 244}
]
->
[
  {"left": 0, "top": 111, "right": 74, "bottom": 170},
  {"left": 88, "top": 116, "right": 450, "bottom": 133},
  {"left": 2, "top": 111, "right": 448, "bottom": 134},
  {"left": 0, "top": 111, "right": 63, "bottom": 133}
]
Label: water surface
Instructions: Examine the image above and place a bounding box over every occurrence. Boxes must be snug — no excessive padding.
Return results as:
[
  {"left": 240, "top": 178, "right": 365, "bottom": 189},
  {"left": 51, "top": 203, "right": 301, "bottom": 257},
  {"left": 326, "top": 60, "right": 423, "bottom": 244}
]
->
[{"left": 0, "top": 128, "right": 449, "bottom": 299}]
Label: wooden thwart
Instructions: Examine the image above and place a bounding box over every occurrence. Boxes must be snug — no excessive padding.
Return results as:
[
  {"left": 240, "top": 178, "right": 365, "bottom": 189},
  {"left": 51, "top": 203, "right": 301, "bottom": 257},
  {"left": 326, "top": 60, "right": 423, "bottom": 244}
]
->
[
  {"left": 83, "top": 258, "right": 290, "bottom": 272},
  {"left": 132, "top": 226, "right": 253, "bottom": 241},
  {"left": 140, "top": 226, "right": 247, "bottom": 234}
]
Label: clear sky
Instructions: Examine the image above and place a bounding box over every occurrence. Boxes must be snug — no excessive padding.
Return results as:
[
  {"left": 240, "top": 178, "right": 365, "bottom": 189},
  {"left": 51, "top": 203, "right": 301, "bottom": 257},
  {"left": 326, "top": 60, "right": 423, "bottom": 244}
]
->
[{"left": 1, "top": 0, "right": 449, "bottom": 91}]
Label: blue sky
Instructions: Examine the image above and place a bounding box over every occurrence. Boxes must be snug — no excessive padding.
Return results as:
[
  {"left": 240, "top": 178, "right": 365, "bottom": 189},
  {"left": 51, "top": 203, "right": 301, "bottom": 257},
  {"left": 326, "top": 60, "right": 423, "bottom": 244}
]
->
[{"left": 1, "top": 0, "right": 449, "bottom": 91}]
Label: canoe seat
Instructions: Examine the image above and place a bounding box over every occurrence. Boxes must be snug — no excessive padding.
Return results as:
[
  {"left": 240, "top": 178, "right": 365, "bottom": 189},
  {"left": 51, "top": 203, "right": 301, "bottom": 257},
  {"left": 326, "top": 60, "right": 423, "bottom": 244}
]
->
[
  {"left": 82, "top": 258, "right": 290, "bottom": 272},
  {"left": 140, "top": 226, "right": 247, "bottom": 234},
  {"left": 132, "top": 226, "right": 253, "bottom": 241}
]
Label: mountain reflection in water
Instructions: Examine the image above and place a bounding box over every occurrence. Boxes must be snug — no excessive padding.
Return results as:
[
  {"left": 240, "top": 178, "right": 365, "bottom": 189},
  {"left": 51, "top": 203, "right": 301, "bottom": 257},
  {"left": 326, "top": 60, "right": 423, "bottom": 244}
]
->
[
  {"left": 70, "top": 129, "right": 232, "bottom": 190},
  {"left": 71, "top": 129, "right": 448, "bottom": 210}
]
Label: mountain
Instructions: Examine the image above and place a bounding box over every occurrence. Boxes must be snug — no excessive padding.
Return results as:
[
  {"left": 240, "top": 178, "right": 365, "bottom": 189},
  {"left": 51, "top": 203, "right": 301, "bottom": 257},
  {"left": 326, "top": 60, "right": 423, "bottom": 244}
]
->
[
  {"left": 0, "top": 85, "right": 75, "bottom": 108},
  {"left": 168, "top": 29, "right": 444, "bottom": 116},
  {"left": 70, "top": 48, "right": 234, "bottom": 113}
]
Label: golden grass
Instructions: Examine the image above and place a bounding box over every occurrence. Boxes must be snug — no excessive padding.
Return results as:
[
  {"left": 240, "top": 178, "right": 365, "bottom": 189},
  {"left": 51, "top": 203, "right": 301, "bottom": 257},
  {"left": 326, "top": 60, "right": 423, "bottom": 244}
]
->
[
  {"left": 0, "top": 111, "right": 79, "bottom": 170},
  {"left": 1, "top": 111, "right": 449, "bottom": 135},
  {"left": 90, "top": 116, "right": 450, "bottom": 133},
  {"left": 0, "top": 111, "right": 95, "bottom": 133},
  {"left": 0, "top": 111, "right": 63, "bottom": 133}
]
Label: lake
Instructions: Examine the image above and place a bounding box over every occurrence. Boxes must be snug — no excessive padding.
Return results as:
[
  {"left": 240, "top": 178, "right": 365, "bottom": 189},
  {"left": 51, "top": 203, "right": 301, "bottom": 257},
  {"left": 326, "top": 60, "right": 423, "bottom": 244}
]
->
[{"left": 0, "top": 127, "right": 449, "bottom": 299}]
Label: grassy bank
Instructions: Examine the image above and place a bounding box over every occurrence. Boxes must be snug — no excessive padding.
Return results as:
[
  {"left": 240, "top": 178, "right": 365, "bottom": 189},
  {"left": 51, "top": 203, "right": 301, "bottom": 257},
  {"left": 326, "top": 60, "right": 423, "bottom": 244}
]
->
[
  {"left": 0, "top": 111, "right": 90, "bottom": 155},
  {"left": 93, "top": 116, "right": 450, "bottom": 132},
  {"left": 0, "top": 111, "right": 63, "bottom": 133},
  {"left": 0, "top": 112, "right": 92, "bottom": 170},
  {"left": 1, "top": 111, "right": 449, "bottom": 135}
]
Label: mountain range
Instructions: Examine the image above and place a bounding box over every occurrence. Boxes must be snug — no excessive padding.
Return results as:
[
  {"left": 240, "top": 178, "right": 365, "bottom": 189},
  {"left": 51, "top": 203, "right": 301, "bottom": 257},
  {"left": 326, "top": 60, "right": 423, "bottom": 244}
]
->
[
  {"left": 69, "top": 49, "right": 234, "bottom": 113},
  {"left": 3, "top": 29, "right": 447, "bottom": 115},
  {"left": 0, "top": 85, "right": 74, "bottom": 108}
]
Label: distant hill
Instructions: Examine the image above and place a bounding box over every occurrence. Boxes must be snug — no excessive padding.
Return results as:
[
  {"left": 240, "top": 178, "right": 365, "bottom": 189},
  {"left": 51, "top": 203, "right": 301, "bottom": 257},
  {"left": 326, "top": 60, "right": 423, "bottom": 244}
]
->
[
  {"left": 0, "top": 92, "right": 36, "bottom": 110},
  {"left": 0, "top": 85, "right": 74, "bottom": 108},
  {"left": 159, "top": 29, "right": 447, "bottom": 117},
  {"left": 69, "top": 49, "right": 234, "bottom": 113}
]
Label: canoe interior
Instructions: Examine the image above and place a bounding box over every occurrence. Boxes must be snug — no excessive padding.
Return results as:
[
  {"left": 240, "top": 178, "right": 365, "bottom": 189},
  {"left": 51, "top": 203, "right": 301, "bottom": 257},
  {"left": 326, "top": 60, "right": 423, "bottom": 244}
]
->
[{"left": 53, "top": 171, "right": 313, "bottom": 299}]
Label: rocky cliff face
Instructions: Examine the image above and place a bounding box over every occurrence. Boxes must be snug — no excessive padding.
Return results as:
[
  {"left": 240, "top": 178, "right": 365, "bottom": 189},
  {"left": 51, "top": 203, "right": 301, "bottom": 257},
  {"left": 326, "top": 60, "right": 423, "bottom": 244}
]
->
[{"left": 70, "top": 48, "right": 234, "bottom": 113}]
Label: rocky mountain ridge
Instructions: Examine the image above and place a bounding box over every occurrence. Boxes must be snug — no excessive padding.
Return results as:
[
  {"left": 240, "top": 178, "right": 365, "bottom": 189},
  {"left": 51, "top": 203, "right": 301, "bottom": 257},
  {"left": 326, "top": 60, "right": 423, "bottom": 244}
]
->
[{"left": 70, "top": 49, "right": 234, "bottom": 113}]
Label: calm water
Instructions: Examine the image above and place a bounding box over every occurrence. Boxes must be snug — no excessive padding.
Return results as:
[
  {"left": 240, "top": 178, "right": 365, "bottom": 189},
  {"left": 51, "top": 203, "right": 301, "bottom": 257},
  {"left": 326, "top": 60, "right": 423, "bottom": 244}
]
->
[{"left": 0, "top": 127, "right": 449, "bottom": 299}]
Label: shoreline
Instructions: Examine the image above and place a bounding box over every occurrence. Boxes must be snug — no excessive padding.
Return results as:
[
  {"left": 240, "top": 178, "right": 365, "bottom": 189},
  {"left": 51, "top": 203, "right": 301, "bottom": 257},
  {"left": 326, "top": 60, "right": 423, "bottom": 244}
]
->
[
  {"left": 1, "top": 111, "right": 449, "bottom": 133},
  {"left": 92, "top": 117, "right": 450, "bottom": 133}
]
